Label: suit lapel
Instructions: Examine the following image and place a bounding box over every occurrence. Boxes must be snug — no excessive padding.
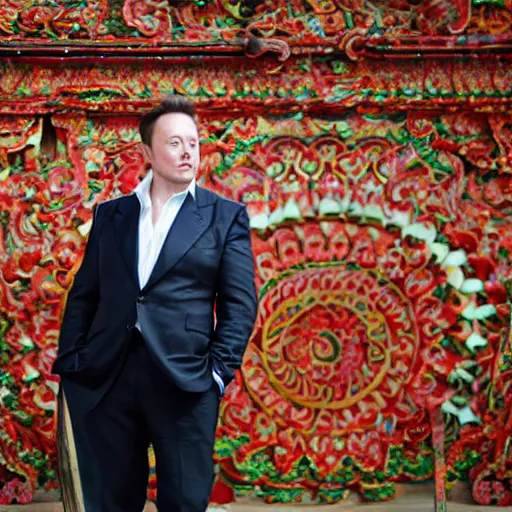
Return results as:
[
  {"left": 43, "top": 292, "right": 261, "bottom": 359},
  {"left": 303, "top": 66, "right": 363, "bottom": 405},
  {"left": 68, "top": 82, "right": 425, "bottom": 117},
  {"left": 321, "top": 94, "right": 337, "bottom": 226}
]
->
[
  {"left": 114, "top": 195, "right": 140, "bottom": 290},
  {"left": 142, "top": 186, "right": 215, "bottom": 292}
]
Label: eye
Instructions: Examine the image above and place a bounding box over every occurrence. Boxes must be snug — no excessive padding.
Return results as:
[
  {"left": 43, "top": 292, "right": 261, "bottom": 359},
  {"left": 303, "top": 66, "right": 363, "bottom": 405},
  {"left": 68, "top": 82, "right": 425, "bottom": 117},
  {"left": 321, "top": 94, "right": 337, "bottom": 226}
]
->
[{"left": 170, "top": 140, "right": 179, "bottom": 147}]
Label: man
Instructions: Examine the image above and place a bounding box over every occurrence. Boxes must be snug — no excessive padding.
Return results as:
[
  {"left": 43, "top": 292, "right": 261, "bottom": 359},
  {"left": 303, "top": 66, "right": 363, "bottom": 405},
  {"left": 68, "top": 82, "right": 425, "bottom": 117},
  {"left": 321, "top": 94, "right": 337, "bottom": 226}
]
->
[{"left": 52, "top": 95, "right": 258, "bottom": 512}]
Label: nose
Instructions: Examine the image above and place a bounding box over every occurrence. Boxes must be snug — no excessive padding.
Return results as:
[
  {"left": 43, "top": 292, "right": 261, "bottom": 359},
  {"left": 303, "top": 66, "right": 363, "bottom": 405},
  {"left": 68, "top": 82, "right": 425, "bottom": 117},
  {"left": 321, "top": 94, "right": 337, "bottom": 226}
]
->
[{"left": 182, "top": 146, "right": 190, "bottom": 159}]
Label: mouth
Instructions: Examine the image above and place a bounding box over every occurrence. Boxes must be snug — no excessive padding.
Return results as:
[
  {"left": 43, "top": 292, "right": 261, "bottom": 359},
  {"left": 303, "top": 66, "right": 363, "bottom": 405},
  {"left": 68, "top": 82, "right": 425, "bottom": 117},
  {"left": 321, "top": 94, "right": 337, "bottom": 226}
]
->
[{"left": 179, "top": 163, "right": 192, "bottom": 169}]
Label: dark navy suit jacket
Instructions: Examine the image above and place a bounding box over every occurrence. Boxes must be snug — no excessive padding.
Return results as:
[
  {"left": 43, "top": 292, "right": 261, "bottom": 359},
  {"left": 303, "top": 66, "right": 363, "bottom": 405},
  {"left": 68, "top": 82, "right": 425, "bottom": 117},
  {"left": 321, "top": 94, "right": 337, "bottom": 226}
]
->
[{"left": 52, "top": 185, "right": 258, "bottom": 420}]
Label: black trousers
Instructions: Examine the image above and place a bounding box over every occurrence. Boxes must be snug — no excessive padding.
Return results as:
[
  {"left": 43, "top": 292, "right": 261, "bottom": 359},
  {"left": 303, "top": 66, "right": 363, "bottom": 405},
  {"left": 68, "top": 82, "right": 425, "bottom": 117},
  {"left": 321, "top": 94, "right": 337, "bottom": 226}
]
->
[{"left": 71, "top": 330, "right": 221, "bottom": 512}]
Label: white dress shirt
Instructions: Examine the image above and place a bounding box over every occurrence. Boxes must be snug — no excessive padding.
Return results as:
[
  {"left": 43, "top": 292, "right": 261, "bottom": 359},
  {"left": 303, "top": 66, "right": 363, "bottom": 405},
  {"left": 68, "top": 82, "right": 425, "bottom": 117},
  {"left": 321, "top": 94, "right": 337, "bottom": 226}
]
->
[
  {"left": 133, "top": 171, "right": 224, "bottom": 395},
  {"left": 134, "top": 170, "right": 195, "bottom": 289}
]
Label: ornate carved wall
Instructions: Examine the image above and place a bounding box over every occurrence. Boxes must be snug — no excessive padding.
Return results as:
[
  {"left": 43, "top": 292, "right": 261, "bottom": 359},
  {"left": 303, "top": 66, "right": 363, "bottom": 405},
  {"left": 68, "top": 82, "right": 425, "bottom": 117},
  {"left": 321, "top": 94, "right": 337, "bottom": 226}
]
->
[{"left": 0, "top": 0, "right": 511, "bottom": 507}]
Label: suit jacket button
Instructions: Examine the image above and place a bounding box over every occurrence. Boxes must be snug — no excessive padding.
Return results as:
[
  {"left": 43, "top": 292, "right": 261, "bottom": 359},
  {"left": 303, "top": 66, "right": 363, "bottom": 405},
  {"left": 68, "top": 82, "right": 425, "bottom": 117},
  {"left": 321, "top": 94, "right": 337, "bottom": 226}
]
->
[{"left": 137, "top": 296, "right": 145, "bottom": 304}]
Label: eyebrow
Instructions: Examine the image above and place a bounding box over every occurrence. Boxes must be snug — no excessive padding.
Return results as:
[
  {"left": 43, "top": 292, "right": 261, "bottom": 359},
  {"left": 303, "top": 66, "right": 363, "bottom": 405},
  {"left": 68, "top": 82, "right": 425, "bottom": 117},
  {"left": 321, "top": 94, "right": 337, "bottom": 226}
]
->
[{"left": 165, "top": 135, "right": 198, "bottom": 141}]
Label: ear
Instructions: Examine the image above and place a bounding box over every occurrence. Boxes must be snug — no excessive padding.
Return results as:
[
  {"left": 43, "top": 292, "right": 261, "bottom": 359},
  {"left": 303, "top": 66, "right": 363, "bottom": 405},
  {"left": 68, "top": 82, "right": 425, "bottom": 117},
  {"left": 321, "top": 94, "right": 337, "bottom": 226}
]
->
[{"left": 141, "top": 144, "right": 153, "bottom": 163}]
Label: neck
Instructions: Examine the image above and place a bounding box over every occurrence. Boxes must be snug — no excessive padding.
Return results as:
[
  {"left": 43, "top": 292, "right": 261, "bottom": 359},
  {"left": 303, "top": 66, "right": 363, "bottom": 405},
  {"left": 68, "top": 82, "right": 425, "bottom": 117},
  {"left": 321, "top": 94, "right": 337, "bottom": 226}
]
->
[{"left": 150, "top": 172, "right": 191, "bottom": 207}]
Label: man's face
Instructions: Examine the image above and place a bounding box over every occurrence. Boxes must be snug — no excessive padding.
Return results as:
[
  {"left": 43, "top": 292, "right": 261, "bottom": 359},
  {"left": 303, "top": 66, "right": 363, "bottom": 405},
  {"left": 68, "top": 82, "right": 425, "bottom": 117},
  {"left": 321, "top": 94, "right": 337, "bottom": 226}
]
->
[{"left": 145, "top": 112, "right": 200, "bottom": 186}]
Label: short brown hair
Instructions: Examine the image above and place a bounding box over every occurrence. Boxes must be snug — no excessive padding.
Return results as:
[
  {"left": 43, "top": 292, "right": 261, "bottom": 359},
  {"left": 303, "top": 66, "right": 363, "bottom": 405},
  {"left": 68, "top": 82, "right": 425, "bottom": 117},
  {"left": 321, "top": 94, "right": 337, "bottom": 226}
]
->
[{"left": 139, "top": 94, "right": 197, "bottom": 147}]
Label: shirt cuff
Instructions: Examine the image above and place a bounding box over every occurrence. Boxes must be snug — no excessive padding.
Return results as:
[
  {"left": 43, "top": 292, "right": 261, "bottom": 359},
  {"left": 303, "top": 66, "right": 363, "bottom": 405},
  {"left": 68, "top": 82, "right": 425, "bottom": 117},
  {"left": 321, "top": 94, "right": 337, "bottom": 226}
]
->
[{"left": 212, "top": 370, "right": 225, "bottom": 396}]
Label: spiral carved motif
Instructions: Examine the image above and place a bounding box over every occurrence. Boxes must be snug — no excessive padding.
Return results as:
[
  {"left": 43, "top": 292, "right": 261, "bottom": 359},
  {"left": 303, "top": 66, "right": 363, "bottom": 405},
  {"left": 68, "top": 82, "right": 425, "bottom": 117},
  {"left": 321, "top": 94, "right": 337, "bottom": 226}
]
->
[{"left": 255, "top": 266, "right": 418, "bottom": 414}]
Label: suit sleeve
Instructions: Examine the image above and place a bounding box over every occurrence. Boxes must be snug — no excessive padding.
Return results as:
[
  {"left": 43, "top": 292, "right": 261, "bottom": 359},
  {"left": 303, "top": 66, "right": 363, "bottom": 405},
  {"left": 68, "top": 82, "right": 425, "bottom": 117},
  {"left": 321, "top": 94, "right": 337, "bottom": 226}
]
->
[
  {"left": 211, "top": 206, "right": 257, "bottom": 388},
  {"left": 54, "top": 204, "right": 102, "bottom": 369}
]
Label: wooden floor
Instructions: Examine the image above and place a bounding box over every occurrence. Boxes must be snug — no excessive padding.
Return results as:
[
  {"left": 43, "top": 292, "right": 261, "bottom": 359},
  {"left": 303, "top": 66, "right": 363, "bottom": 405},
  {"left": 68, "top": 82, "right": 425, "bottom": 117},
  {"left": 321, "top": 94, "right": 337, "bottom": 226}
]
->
[{"left": 0, "top": 483, "right": 506, "bottom": 511}]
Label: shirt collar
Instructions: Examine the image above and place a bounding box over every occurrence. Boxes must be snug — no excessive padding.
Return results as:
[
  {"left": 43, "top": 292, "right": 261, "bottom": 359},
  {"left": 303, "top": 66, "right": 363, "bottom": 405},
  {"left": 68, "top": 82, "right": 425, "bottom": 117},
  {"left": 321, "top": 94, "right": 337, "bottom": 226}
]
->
[{"left": 133, "top": 170, "right": 196, "bottom": 210}]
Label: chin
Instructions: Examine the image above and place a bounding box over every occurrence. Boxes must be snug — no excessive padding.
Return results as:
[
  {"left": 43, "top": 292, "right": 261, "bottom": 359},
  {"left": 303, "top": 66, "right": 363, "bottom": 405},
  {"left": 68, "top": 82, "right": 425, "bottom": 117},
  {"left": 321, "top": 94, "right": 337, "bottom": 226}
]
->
[
  {"left": 179, "top": 172, "right": 196, "bottom": 183},
  {"left": 161, "top": 172, "right": 195, "bottom": 184}
]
